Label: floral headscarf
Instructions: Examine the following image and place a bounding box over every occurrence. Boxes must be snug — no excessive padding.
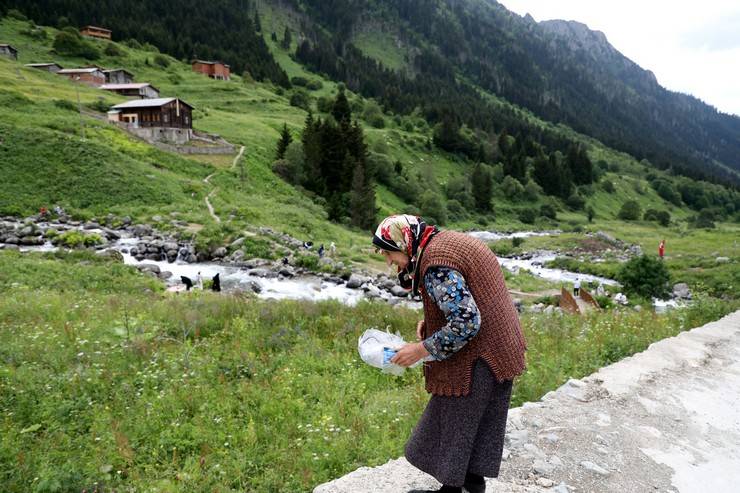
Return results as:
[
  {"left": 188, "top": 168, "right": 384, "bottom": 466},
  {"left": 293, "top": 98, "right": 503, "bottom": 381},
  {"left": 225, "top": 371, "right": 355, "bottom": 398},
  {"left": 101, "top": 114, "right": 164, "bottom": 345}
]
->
[{"left": 373, "top": 215, "right": 438, "bottom": 294}]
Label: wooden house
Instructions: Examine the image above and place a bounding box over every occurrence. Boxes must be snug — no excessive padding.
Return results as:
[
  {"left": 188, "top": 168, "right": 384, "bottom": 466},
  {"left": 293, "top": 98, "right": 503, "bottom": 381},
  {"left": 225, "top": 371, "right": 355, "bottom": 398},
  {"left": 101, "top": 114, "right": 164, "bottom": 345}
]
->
[
  {"left": 101, "top": 83, "right": 160, "bottom": 99},
  {"left": 57, "top": 67, "right": 106, "bottom": 86},
  {"left": 0, "top": 44, "right": 18, "bottom": 60},
  {"left": 104, "top": 68, "right": 134, "bottom": 84},
  {"left": 25, "top": 63, "right": 63, "bottom": 73},
  {"left": 192, "top": 60, "right": 230, "bottom": 80},
  {"left": 80, "top": 26, "right": 112, "bottom": 40},
  {"left": 108, "top": 98, "right": 193, "bottom": 129}
]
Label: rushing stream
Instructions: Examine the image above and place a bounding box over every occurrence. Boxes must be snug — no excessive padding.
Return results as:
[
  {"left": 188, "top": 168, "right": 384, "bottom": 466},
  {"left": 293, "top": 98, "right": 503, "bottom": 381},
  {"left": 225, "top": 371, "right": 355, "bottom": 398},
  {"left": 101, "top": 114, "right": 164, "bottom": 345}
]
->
[{"left": 2, "top": 220, "right": 637, "bottom": 307}]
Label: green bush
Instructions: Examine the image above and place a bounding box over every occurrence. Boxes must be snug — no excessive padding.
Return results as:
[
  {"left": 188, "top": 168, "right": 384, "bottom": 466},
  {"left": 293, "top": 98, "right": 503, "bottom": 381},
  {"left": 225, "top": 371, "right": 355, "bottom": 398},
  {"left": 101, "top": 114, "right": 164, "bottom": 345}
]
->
[
  {"left": 643, "top": 209, "right": 671, "bottom": 226},
  {"left": 54, "top": 231, "right": 104, "bottom": 248},
  {"left": 53, "top": 99, "right": 77, "bottom": 112},
  {"left": 294, "top": 254, "right": 320, "bottom": 270},
  {"left": 52, "top": 31, "right": 100, "bottom": 59},
  {"left": 289, "top": 90, "right": 311, "bottom": 111},
  {"left": 539, "top": 204, "right": 557, "bottom": 220},
  {"left": 566, "top": 193, "right": 585, "bottom": 210},
  {"left": 512, "top": 237, "right": 525, "bottom": 248},
  {"left": 617, "top": 200, "right": 641, "bottom": 221},
  {"left": 617, "top": 255, "right": 671, "bottom": 298},
  {"left": 518, "top": 207, "right": 537, "bottom": 224},
  {"left": 306, "top": 79, "right": 323, "bottom": 91},
  {"left": 692, "top": 209, "right": 716, "bottom": 229},
  {"left": 601, "top": 180, "right": 616, "bottom": 193},
  {"left": 104, "top": 43, "right": 124, "bottom": 56},
  {"left": 290, "top": 76, "right": 309, "bottom": 86},
  {"left": 153, "top": 54, "right": 170, "bottom": 68},
  {"left": 6, "top": 8, "right": 27, "bottom": 20}
]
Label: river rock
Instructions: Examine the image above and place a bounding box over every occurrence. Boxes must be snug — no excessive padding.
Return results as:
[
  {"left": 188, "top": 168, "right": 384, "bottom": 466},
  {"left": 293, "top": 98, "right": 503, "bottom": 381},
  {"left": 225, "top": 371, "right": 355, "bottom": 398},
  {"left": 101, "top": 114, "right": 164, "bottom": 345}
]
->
[
  {"left": 158, "top": 271, "right": 173, "bottom": 280},
  {"left": 580, "top": 460, "right": 609, "bottom": 476},
  {"left": 672, "top": 283, "right": 691, "bottom": 300},
  {"left": 278, "top": 267, "right": 295, "bottom": 278},
  {"left": 716, "top": 256, "right": 730, "bottom": 263},
  {"left": 243, "top": 280, "right": 262, "bottom": 293},
  {"left": 196, "top": 252, "right": 210, "bottom": 262},
  {"left": 230, "top": 250, "right": 245, "bottom": 262},
  {"left": 365, "top": 284, "right": 382, "bottom": 298},
  {"left": 137, "top": 263, "right": 161, "bottom": 274},
  {"left": 4, "top": 235, "right": 19, "bottom": 244},
  {"left": 121, "top": 216, "right": 132, "bottom": 226},
  {"left": 390, "top": 285, "right": 408, "bottom": 298},
  {"left": 533, "top": 459, "right": 555, "bottom": 475},
  {"left": 96, "top": 249, "right": 124, "bottom": 262},
  {"left": 212, "top": 247, "right": 228, "bottom": 258},
  {"left": 163, "top": 242, "right": 178, "bottom": 252},
  {"left": 103, "top": 228, "right": 121, "bottom": 240},
  {"left": 145, "top": 253, "right": 161, "bottom": 261},
  {"left": 20, "top": 236, "right": 43, "bottom": 245},
  {"left": 230, "top": 237, "right": 246, "bottom": 249},
  {"left": 2, "top": 244, "right": 19, "bottom": 250},
  {"left": 83, "top": 221, "right": 101, "bottom": 230},
  {"left": 19, "top": 225, "right": 35, "bottom": 237},
  {"left": 346, "top": 274, "right": 365, "bottom": 289},
  {"left": 132, "top": 224, "right": 153, "bottom": 237},
  {"left": 382, "top": 279, "right": 397, "bottom": 290}
]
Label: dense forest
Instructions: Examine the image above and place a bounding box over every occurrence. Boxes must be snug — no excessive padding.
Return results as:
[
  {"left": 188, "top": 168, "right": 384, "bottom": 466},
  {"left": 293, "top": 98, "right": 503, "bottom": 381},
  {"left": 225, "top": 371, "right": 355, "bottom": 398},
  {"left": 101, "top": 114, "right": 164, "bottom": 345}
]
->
[
  {"left": 288, "top": 0, "right": 740, "bottom": 187},
  {"left": 0, "top": 0, "right": 290, "bottom": 86}
]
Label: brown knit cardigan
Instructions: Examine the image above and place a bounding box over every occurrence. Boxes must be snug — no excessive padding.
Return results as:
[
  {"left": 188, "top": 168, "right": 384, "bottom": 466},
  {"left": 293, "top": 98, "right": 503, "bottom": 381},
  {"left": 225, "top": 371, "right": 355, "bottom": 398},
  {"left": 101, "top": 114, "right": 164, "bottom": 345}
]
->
[{"left": 419, "top": 231, "right": 527, "bottom": 396}]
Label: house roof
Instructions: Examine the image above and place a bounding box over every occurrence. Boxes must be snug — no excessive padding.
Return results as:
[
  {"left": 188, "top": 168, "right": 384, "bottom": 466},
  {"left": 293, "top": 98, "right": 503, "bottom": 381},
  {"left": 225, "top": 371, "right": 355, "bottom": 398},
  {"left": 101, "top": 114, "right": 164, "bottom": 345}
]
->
[
  {"left": 81, "top": 25, "right": 112, "bottom": 33},
  {"left": 112, "top": 97, "right": 194, "bottom": 110},
  {"left": 25, "top": 63, "right": 63, "bottom": 68},
  {"left": 101, "top": 83, "right": 158, "bottom": 92},
  {"left": 58, "top": 68, "right": 104, "bottom": 74},
  {"left": 104, "top": 68, "right": 134, "bottom": 76},
  {"left": 0, "top": 44, "right": 17, "bottom": 50},
  {"left": 192, "top": 59, "right": 230, "bottom": 68}
]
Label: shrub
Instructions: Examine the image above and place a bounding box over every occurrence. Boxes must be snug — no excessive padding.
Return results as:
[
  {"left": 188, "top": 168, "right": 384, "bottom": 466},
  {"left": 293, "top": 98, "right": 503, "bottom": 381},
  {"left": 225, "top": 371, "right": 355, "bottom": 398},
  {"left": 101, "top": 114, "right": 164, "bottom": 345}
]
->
[
  {"left": 289, "top": 90, "right": 311, "bottom": 111},
  {"left": 566, "top": 193, "right": 585, "bottom": 210},
  {"left": 617, "top": 255, "right": 671, "bottom": 298},
  {"left": 601, "top": 180, "right": 615, "bottom": 193},
  {"left": 518, "top": 208, "right": 537, "bottom": 224},
  {"left": 539, "top": 204, "right": 557, "bottom": 220},
  {"left": 617, "top": 200, "right": 641, "bottom": 221},
  {"left": 7, "top": 8, "right": 27, "bottom": 20},
  {"left": 512, "top": 237, "right": 525, "bottom": 248},
  {"left": 446, "top": 199, "right": 467, "bottom": 220},
  {"left": 153, "top": 54, "right": 170, "bottom": 68},
  {"left": 316, "top": 96, "right": 333, "bottom": 113},
  {"left": 52, "top": 31, "right": 100, "bottom": 59},
  {"left": 53, "top": 99, "right": 77, "bottom": 112},
  {"left": 306, "top": 79, "right": 323, "bottom": 91},
  {"left": 419, "top": 191, "right": 447, "bottom": 225},
  {"left": 54, "top": 231, "right": 104, "bottom": 248},
  {"left": 502, "top": 176, "right": 524, "bottom": 199},
  {"left": 104, "top": 43, "right": 123, "bottom": 57},
  {"left": 643, "top": 209, "right": 671, "bottom": 226},
  {"left": 363, "top": 101, "right": 386, "bottom": 129},
  {"left": 693, "top": 209, "right": 716, "bottom": 229},
  {"left": 87, "top": 98, "right": 111, "bottom": 113},
  {"left": 294, "top": 254, "right": 320, "bottom": 271},
  {"left": 123, "top": 38, "right": 142, "bottom": 49},
  {"left": 524, "top": 180, "right": 542, "bottom": 201},
  {"left": 290, "top": 76, "right": 308, "bottom": 86}
]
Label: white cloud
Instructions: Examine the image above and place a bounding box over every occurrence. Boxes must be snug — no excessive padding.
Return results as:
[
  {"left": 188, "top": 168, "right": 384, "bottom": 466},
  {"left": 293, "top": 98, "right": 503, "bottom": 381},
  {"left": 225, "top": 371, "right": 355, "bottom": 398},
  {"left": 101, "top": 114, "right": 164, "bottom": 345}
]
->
[{"left": 499, "top": 0, "right": 740, "bottom": 115}]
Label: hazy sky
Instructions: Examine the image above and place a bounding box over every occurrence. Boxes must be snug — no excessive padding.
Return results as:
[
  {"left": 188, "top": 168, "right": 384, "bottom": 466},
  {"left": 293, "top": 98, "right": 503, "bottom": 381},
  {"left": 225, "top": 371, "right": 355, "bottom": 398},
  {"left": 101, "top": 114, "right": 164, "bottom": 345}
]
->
[{"left": 499, "top": 0, "right": 740, "bottom": 116}]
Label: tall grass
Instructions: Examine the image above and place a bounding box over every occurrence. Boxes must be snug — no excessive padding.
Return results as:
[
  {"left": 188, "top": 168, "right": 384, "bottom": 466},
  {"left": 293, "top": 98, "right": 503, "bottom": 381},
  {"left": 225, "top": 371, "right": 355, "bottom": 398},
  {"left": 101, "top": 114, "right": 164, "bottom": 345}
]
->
[{"left": 0, "top": 251, "right": 736, "bottom": 492}]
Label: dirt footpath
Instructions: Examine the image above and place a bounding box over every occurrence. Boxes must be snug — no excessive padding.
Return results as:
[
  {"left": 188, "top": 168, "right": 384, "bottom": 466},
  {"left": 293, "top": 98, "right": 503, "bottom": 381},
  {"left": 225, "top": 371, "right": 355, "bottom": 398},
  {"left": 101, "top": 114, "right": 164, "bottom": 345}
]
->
[{"left": 314, "top": 310, "right": 740, "bottom": 493}]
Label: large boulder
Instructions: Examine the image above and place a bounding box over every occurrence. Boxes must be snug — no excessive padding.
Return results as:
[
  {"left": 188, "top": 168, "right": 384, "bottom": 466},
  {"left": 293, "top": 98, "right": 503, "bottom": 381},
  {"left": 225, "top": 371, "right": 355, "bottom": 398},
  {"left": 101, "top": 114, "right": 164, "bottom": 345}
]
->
[
  {"left": 212, "top": 247, "right": 228, "bottom": 258},
  {"left": 137, "top": 263, "right": 161, "bottom": 274},
  {"left": 346, "top": 274, "right": 366, "bottom": 289},
  {"left": 390, "top": 285, "right": 409, "bottom": 298},
  {"left": 672, "top": 283, "right": 692, "bottom": 300}
]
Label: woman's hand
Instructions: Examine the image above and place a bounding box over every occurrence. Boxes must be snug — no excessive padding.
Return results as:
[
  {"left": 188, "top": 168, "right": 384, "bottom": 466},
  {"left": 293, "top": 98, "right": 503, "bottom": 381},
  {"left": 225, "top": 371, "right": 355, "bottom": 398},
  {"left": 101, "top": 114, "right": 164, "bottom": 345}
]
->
[
  {"left": 416, "top": 320, "right": 425, "bottom": 341},
  {"left": 391, "top": 342, "right": 429, "bottom": 367}
]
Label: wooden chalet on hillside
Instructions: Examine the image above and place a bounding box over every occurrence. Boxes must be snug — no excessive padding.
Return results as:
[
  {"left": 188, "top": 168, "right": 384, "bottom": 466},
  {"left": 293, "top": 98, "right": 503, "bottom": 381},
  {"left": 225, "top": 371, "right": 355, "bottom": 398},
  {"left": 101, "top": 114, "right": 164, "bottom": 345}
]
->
[
  {"left": 101, "top": 83, "right": 160, "bottom": 99},
  {"left": 57, "top": 67, "right": 106, "bottom": 86},
  {"left": 0, "top": 44, "right": 18, "bottom": 60},
  {"left": 108, "top": 98, "right": 193, "bottom": 129},
  {"left": 80, "top": 26, "right": 112, "bottom": 40},
  {"left": 104, "top": 68, "right": 134, "bottom": 84},
  {"left": 25, "top": 62, "right": 63, "bottom": 73},
  {"left": 192, "top": 60, "right": 230, "bottom": 80}
]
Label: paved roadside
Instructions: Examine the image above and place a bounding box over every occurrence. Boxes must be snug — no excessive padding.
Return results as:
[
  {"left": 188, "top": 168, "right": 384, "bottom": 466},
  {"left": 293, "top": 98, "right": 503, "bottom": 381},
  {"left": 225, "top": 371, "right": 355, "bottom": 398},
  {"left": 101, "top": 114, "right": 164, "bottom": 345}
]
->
[{"left": 314, "top": 310, "right": 740, "bottom": 493}]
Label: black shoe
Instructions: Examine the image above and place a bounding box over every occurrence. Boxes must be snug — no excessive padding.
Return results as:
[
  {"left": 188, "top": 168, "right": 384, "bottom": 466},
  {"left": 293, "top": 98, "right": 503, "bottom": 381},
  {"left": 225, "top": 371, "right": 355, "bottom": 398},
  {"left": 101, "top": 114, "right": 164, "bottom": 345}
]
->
[
  {"left": 463, "top": 472, "right": 486, "bottom": 493},
  {"left": 408, "top": 487, "right": 462, "bottom": 493}
]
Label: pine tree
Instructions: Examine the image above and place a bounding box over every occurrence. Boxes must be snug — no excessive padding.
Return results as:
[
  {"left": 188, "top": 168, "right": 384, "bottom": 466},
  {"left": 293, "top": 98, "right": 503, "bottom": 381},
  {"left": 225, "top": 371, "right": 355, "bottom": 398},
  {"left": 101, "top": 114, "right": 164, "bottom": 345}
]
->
[
  {"left": 254, "top": 11, "right": 262, "bottom": 32},
  {"left": 350, "top": 159, "right": 376, "bottom": 229},
  {"left": 302, "top": 112, "right": 324, "bottom": 194},
  {"left": 275, "top": 123, "right": 293, "bottom": 160},
  {"left": 281, "top": 27, "right": 292, "bottom": 50},
  {"left": 471, "top": 163, "right": 493, "bottom": 211},
  {"left": 331, "top": 89, "right": 352, "bottom": 126}
]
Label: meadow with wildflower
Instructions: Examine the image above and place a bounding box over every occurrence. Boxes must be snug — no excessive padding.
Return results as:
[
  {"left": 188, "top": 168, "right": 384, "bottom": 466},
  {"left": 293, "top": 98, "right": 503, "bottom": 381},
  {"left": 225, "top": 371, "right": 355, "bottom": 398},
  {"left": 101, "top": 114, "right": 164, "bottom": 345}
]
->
[{"left": 0, "top": 250, "right": 736, "bottom": 492}]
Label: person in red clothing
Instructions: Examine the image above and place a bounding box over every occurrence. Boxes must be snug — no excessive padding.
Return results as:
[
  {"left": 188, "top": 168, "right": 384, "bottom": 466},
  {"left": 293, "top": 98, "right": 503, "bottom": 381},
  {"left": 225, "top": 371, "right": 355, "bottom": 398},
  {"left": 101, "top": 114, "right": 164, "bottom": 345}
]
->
[{"left": 659, "top": 239, "right": 666, "bottom": 259}]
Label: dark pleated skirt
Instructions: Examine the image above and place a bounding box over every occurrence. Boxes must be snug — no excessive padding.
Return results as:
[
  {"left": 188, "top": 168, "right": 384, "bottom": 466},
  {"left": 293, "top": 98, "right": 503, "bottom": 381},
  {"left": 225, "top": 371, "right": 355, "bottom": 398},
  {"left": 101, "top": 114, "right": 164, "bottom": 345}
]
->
[{"left": 404, "top": 359, "right": 513, "bottom": 487}]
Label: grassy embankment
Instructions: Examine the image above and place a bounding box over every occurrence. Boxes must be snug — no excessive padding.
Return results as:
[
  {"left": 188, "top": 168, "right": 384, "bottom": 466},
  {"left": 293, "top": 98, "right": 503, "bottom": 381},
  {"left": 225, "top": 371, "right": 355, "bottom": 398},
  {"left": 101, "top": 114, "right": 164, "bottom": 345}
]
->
[{"left": 0, "top": 250, "right": 736, "bottom": 492}]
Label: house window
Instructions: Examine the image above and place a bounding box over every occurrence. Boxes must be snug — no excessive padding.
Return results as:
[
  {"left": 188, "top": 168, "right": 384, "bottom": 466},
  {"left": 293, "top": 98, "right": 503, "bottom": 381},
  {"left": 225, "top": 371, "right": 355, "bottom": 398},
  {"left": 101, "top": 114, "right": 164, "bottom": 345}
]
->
[{"left": 163, "top": 114, "right": 169, "bottom": 123}]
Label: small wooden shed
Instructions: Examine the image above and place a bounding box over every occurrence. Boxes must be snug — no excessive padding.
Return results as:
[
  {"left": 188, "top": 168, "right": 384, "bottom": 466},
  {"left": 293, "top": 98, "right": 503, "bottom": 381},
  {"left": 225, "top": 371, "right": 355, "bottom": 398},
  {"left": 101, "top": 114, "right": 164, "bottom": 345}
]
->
[
  {"left": 80, "top": 26, "right": 112, "bottom": 40},
  {"left": 108, "top": 97, "right": 193, "bottom": 129},
  {"left": 101, "top": 83, "right": 160, "bottom": 99},
  {"left": 192, "top": 60, "right": 230, "bottom": 80},
  {"left": 58, "top": 67, "right": 106, "bottom": 86},
  {"left": 25, "top": 63, "right": 63, "bottom": 73},
  {"left": 104, "top": 68, "right": 134, "bottom": 84},
  {"left": 0, "top": 44, "right": 18, "bottom": 60}
]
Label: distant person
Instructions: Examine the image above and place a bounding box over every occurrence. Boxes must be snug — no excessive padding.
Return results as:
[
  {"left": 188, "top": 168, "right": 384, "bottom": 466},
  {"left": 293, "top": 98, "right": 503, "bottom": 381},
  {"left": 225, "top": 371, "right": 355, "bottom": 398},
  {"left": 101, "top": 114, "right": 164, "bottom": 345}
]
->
[
  {"left": 211, "top": 273, "right": 221, "bottom": 292},
  {"left": 373, "top": 214, "right": 526, "bottom": 493},
  {"left": 659, "top": 239, "right": 665, "bottom": 259},
  {"left": 318, "top": 244, "right": 325, "bottom": 258},
  {"left": 303, "top": 241, "right": 313, "bottom": 250},
  {"left": 329, "top": 242, "right": 337, "bottom": 257},
  {"left": 573, "top": 278, "right": 581, "bottom": 297},
  {"left": 181, "top": 276, "right": 193, "bottom": 291},
  {"left": 596, "top": 283, "right": 606, "bottom": 297},
  {"left": 196, "top": 272, "right": 203, "bottom": 290},
  {"left": 282, "top": 256, "right": 290, "bottom": 265},
  {"left": 39, "top": 206, "right": 49, "bottom": 218}
]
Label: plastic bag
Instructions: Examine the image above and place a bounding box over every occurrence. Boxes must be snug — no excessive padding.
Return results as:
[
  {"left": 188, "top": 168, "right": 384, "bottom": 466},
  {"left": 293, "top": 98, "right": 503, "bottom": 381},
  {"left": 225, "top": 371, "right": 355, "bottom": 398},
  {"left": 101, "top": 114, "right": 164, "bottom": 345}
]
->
[{"left": 358, "top": 328, "right": 428, "bottom": 376}]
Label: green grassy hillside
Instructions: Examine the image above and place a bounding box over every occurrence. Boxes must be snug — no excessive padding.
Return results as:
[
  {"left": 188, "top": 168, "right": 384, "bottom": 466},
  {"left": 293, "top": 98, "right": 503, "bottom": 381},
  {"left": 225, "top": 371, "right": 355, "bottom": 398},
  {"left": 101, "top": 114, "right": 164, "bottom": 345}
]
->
[{"left": 0, "top": 16, "right": 736, "bottom": 271}]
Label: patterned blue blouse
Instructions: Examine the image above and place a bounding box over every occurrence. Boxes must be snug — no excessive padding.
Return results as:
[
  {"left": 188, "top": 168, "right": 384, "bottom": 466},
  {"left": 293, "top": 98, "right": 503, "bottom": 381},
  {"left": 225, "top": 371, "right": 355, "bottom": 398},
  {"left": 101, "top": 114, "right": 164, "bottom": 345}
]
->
[{"left": 421, "top": 267, "right": 482, "bottom": 361}]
